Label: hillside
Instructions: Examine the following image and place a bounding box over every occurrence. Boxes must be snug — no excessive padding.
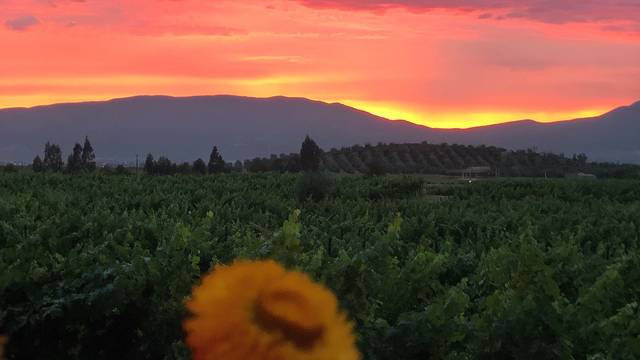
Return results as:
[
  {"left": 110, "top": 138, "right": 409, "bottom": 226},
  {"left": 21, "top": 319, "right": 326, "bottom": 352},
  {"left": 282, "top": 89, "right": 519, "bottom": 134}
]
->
[
  {"left": 0, "top": 96, "right": 638, "bottom": 164},
  {"left": 435, "top": 101, "right": 640, "bottom": 164}
]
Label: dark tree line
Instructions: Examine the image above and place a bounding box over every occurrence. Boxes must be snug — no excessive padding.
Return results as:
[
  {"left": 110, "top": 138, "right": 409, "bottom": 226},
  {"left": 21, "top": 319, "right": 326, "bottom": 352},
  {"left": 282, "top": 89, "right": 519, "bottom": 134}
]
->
[
  {"left": 32, "top": 137, "right": 96, "bottom": 173},
  {"left": 140, "top": 137, "right": 326, "bottom": 177},
  {"left": 143, "top": 146, "right": 237, "bottom": 176},
  {"left": 242, "top": 140, "right": 640, "bottom": 179},
  {"left": 21, "top": 135, "right": 637, "bottom": 179},
  {"left": 243, "top": 135, "right": 322, "bottom": 174}
]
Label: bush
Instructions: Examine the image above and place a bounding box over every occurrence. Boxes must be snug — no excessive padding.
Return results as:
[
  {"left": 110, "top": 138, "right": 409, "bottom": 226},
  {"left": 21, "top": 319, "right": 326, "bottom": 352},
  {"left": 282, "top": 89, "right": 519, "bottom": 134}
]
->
[
  {"left": 2, "top": 163, "right": 18, "bottom": 173},
  {"left": 115, "top": 165, "right": 129, "bottom": 175},
  {"left": 295, "top": 172, "right": 332, "bottom": 202}
]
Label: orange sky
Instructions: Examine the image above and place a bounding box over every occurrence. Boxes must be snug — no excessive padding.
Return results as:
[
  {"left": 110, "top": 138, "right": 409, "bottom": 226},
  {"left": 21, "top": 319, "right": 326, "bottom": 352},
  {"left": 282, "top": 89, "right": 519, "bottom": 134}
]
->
[{"left": 1, "top": 0, "right": 639, "bottom": 128}]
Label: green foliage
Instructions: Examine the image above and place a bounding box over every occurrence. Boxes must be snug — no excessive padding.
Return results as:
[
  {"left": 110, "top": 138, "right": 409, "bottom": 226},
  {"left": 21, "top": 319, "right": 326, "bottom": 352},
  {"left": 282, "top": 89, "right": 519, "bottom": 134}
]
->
[
  {"left": 0, "top": 174, "right": 639, "bottom": 359},
  {"left": 270, "top": 209, "right": 303, "bottom": 266},
  {"left": 295, "top": 172, "right": 332, "bottom": 202}
]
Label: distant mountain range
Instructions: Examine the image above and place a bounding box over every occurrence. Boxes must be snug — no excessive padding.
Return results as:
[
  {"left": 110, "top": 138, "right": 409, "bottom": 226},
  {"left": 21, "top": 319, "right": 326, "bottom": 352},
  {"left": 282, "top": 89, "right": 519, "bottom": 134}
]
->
[{"left": 0, "top": 95, "right": 638, "bottom": 164}]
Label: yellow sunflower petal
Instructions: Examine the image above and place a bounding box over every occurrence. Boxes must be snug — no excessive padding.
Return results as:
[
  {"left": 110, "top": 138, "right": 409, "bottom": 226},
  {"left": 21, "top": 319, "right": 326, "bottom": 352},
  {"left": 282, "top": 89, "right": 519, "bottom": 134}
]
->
[{"left": 184, "top": 260, "right": 360, "bottom": 360}]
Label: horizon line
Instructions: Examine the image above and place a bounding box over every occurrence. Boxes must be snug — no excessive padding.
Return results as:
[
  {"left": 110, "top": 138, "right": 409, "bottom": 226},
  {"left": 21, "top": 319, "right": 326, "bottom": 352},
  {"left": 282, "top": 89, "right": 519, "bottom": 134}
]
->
[{"left": 0, "top": 93, "right": 624, "bottom": 130}]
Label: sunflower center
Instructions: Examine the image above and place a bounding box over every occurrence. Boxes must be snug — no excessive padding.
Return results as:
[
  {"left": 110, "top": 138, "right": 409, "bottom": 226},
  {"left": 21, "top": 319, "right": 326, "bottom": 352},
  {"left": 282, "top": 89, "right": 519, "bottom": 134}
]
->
[{"left": 254, "top": 288, "right": 325, "bottom": 349}]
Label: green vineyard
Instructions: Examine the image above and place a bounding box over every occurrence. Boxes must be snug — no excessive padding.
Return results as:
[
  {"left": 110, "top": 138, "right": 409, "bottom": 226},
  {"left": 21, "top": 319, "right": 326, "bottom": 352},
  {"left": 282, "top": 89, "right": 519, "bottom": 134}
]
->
[{"left": 1, "top": 173, "right": 639, "bottom": 359}]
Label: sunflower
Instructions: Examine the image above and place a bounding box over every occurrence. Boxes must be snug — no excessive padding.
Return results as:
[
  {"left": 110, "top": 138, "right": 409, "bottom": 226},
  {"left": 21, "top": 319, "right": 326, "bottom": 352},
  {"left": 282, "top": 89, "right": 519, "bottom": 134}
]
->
[{"left": 184, "top": 260, "right": 360, "bottom": 360}]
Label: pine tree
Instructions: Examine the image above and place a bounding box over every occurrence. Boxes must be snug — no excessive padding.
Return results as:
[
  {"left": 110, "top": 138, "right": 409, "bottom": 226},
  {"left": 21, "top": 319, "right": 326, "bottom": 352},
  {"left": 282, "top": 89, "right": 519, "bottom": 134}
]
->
[
  {"left": 193, "top": 158, "right": 207, "bottom": 175},
  {"left": 144, "top": 154, "right": 155, "bottom": 175},
  {"left": 300, "top": 135, "right": 322, "bottom": 172},
  {"left": 32, "top": 156, "right": 44, "bottom": 173},
  {"left": 208, "top": 146, "right": 226, "bottom": 174},
  {"left": 81, "top": 136, "right": 96, "bottom": 171},
  {"left": 66, "top": 143, "right": 83, "bottom": 173}
]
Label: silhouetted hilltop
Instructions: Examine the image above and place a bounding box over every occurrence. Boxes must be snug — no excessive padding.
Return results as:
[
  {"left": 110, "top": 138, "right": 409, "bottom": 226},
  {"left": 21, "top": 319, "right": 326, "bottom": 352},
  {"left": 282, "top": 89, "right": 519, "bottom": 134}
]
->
[{"left": 0, "top": 95, "right": 638, "bottom": 164}]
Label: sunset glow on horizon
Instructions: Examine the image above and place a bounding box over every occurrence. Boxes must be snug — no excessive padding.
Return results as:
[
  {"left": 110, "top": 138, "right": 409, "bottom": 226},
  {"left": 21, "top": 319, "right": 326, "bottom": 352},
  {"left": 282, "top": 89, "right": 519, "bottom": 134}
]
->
[{"left": 2, "top": 0, "right": 639, "bottom": 128}]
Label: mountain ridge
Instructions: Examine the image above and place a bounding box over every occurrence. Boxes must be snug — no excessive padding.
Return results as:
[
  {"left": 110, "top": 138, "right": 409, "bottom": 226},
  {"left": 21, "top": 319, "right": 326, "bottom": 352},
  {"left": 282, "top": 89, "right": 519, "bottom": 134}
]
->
[
  {"left": 0, "top": 95, "right": 638, "bottom": 164},
  {"left": 1, "top": 94, "right": 629, "bottom": 130}
]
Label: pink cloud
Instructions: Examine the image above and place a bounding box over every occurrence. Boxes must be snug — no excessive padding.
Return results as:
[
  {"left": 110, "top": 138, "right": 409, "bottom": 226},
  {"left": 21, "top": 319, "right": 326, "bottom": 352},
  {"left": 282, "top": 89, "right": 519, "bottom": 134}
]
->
[
  {"left": 296, "top": 1, "right": 640, "bottom": 29},
  {"left": 0, "top": 0, "right": 638, "bottom": 127}
]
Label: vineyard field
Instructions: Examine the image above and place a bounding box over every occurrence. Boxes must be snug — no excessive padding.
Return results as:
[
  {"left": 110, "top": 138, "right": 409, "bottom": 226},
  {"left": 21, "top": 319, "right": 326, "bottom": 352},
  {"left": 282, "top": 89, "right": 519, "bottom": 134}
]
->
[{"left": 1, "top": 173, "right": 639, "bottom": 359}]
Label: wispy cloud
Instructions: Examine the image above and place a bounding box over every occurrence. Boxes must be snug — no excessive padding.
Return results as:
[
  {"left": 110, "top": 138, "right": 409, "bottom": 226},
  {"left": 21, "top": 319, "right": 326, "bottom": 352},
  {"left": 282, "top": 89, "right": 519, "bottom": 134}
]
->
[
  {"left": 5, "top": 15, "right": 40, "bottom": 31},
  {"left": 295, "top": 0, "right": 640, "bottom": 30}
]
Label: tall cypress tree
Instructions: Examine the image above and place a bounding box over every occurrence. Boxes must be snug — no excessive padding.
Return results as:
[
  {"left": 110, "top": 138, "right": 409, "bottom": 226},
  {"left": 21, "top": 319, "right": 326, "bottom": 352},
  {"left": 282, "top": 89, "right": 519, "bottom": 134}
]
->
[
  {"left": 300, "top": 135, "right": 322, "bottom": 172},
  {"left": 42, "top": 142, "right": 51, "bottom": 170},
  {"left": 81, "top": 136, "right": 96, "bottom": 171},
  {"left": 66, "top": 143, "right": 83, "bottom": 173}
]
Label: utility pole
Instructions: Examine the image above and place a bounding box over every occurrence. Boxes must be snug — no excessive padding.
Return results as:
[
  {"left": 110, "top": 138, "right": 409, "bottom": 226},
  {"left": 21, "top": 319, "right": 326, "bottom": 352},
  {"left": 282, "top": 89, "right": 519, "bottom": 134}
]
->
[{"left": 136, "top": 154, "right": 139, "bottom": 174}]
